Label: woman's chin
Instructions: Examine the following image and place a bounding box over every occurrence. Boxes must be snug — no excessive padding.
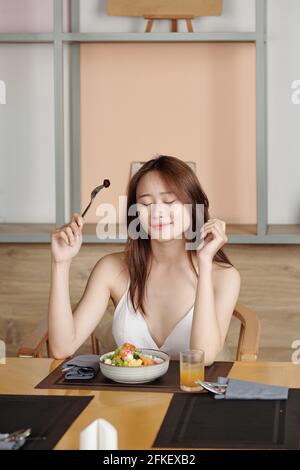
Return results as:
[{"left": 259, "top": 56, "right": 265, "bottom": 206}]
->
[{"left": 149, "top": 227, "right": 185, "bottom": 241}]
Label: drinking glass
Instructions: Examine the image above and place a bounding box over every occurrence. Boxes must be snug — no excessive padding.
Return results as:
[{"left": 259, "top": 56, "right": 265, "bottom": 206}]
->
[{"left": 180, "top": 349, "right": 205, "bottom": 392}]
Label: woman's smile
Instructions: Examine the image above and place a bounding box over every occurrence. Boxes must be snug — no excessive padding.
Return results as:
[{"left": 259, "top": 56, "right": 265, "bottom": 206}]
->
[{"left": 151, "top": 222, "right": 173, "bottom": 230}]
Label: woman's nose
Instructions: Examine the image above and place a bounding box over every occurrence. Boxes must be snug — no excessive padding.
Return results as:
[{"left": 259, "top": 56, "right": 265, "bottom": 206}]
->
[{"left": 151, "top": 202, "right": 169, "bottom": 220}]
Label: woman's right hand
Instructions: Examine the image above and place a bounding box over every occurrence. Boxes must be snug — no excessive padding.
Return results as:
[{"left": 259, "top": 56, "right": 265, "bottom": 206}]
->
[{"left": 51, "top": 213, "right": 84, "bottom": 264}]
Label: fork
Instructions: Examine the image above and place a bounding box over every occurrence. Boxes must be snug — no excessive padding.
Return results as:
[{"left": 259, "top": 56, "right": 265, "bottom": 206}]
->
[
  {"left": 0, "top": 428, "right": 31, "bottom": 442},
  {"left": 81, "top": 179, "right": 110, "bottom": 218},
  {"left": 0, "top": 428, "right": 46, "bottom": 443},
  {"left": 194, "top": 380, "right": 228, "bottom": 395}
]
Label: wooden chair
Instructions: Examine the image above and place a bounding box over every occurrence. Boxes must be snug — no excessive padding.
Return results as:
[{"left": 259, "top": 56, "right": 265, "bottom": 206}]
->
[{"left": 17, "top": 302, "right": 260, "bottom": 361}]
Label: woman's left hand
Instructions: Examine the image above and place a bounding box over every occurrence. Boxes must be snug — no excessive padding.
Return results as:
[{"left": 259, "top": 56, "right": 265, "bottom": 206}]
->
[{"left": 196, "top": 218, "right": 228, "bottom": 263}]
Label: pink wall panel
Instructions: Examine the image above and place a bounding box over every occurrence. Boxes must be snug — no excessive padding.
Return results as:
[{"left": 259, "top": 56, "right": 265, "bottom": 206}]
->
[
  {"left": 80, "top": 43, "right": 257, "bottom": 226},
  {"left": 0, "top": 0, "right": 70, "bottom": 33}
]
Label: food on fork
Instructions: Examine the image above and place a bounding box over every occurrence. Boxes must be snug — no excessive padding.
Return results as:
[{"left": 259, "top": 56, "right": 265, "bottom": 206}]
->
[{"left": 101, "top": 343, "right": 165, "bottom": 367}]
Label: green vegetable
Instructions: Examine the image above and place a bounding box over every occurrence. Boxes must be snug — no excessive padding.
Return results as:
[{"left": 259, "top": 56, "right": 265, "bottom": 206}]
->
[
  {"left": 112, "top": 358, "right": 124, "bottom": 367},
  {"left": 114, "top": 346, "right": 122, "bottom": 356}
]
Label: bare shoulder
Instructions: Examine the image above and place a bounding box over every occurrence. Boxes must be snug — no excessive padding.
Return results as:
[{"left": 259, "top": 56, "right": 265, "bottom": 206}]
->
[
  {"left": 92, "top": 251, "right": 128, "bottom": 290},
  {"left": 212, "top": 262, "right": 241, "bottom": 288},
  {"left": 94, "top": 251, "right": 126, "bottom": 277}
]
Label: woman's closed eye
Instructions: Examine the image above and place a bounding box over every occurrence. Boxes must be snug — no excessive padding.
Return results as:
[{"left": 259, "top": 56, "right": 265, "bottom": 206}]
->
[{"left": 141, "top": 200, "right": 177, "bottom": 207}]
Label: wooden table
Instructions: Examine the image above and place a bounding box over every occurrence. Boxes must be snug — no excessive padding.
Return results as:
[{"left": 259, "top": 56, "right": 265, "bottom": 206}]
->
[{"left": 0, "top": 359, "right": 300, "bottom": 450}]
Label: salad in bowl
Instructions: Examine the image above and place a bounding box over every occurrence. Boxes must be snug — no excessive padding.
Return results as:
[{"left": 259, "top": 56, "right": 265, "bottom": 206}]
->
[{"left": 99, "top": 343, "right": 170, "bottom": 384}]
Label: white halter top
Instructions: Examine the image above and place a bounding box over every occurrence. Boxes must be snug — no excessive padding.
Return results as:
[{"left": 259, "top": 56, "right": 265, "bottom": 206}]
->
[{"left": 112, "top": 279, "right": 232, "bottom": 361}]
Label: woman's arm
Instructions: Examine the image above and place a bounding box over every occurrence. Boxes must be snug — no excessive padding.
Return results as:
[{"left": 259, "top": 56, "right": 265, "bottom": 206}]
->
[
  {"left": 48, "top": 212, "right": 119, "bottom": 359},
  {"left": 190, "top": 258, "right": 240, "bottom": 365},
  {"left": 190, "top": 218, "right": 241, "bottom": 365},
  {"left": 48, "top": 259, "right": 74, "bottom": 359},
  {"left": 48, "top": 255, "right": 113, "bottom": 359}
]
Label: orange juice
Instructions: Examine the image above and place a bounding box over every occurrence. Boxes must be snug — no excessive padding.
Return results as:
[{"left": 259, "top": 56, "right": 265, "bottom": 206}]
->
[{"left": 180, "top": 356, "right": 205, "bottom": 392}]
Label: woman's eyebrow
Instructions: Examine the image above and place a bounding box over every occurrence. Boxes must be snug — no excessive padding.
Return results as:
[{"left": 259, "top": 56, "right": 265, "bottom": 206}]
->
[{"left": 137, "top": 191, "right": 174, "bottom": 199}]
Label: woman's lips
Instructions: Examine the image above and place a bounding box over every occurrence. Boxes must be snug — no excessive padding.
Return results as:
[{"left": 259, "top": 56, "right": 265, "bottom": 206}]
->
[{"left": 151, "top": 222, "right": 172, "bottom": 230}]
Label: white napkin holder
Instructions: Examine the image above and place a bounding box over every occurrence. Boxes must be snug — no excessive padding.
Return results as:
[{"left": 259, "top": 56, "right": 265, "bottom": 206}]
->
[{"left": 80, "top": 418, "right": 118, "bottom": 450}]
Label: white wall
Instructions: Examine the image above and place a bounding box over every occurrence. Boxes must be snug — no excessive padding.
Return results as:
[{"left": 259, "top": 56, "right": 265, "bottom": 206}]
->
[
  {"left": 267, "top": 0, "right": 300, "bottom": 224},
  {"left": 0, "top": 44, "right": 55, "bottom": 223}
]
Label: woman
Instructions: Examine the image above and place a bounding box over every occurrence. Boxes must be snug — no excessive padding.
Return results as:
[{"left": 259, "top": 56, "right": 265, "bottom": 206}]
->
[{"left": 48, "top": 155, "right": 240, "bottom": 364}]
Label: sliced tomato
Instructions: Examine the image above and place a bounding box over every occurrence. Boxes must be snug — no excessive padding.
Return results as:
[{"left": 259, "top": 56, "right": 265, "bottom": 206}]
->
[
  {"left": 120, "top": 350, "right": 130, "bottom": 359},
  {"left": 120, "top": 342, "right": 136, "bottom": 353}
]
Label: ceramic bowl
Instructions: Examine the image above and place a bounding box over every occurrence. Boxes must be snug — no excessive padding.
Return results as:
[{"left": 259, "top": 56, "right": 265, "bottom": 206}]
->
[{"left": 99, "top": 348, "right": 170, "bottom": 384}]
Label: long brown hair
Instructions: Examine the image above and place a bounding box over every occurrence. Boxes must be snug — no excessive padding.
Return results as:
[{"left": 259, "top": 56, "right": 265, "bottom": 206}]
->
[{"left": 124, "top": 155, "right": 233, "bottom": 316}]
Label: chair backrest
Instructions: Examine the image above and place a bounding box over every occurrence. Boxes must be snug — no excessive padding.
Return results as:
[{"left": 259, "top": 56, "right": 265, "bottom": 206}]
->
[
  {"left": 93, "top": 302, "right": 260, "bottom": 361},
  {"left": 17, "top": 302, "right": 260, "bottom": 361},
  {"left": 232, "top": 303, "right": 261, "bottom": 361}
]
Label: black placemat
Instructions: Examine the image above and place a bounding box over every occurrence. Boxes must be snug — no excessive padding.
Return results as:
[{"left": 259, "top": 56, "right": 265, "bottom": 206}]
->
[
  {"left": 35, "top": 361, "right": 234, "bottom": 393},
  {"left": 0, "top": 395, "right": 93, "bottom": 450},
  {"left": 153, "top": 389, "right": 300, "bottom": 449}
]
